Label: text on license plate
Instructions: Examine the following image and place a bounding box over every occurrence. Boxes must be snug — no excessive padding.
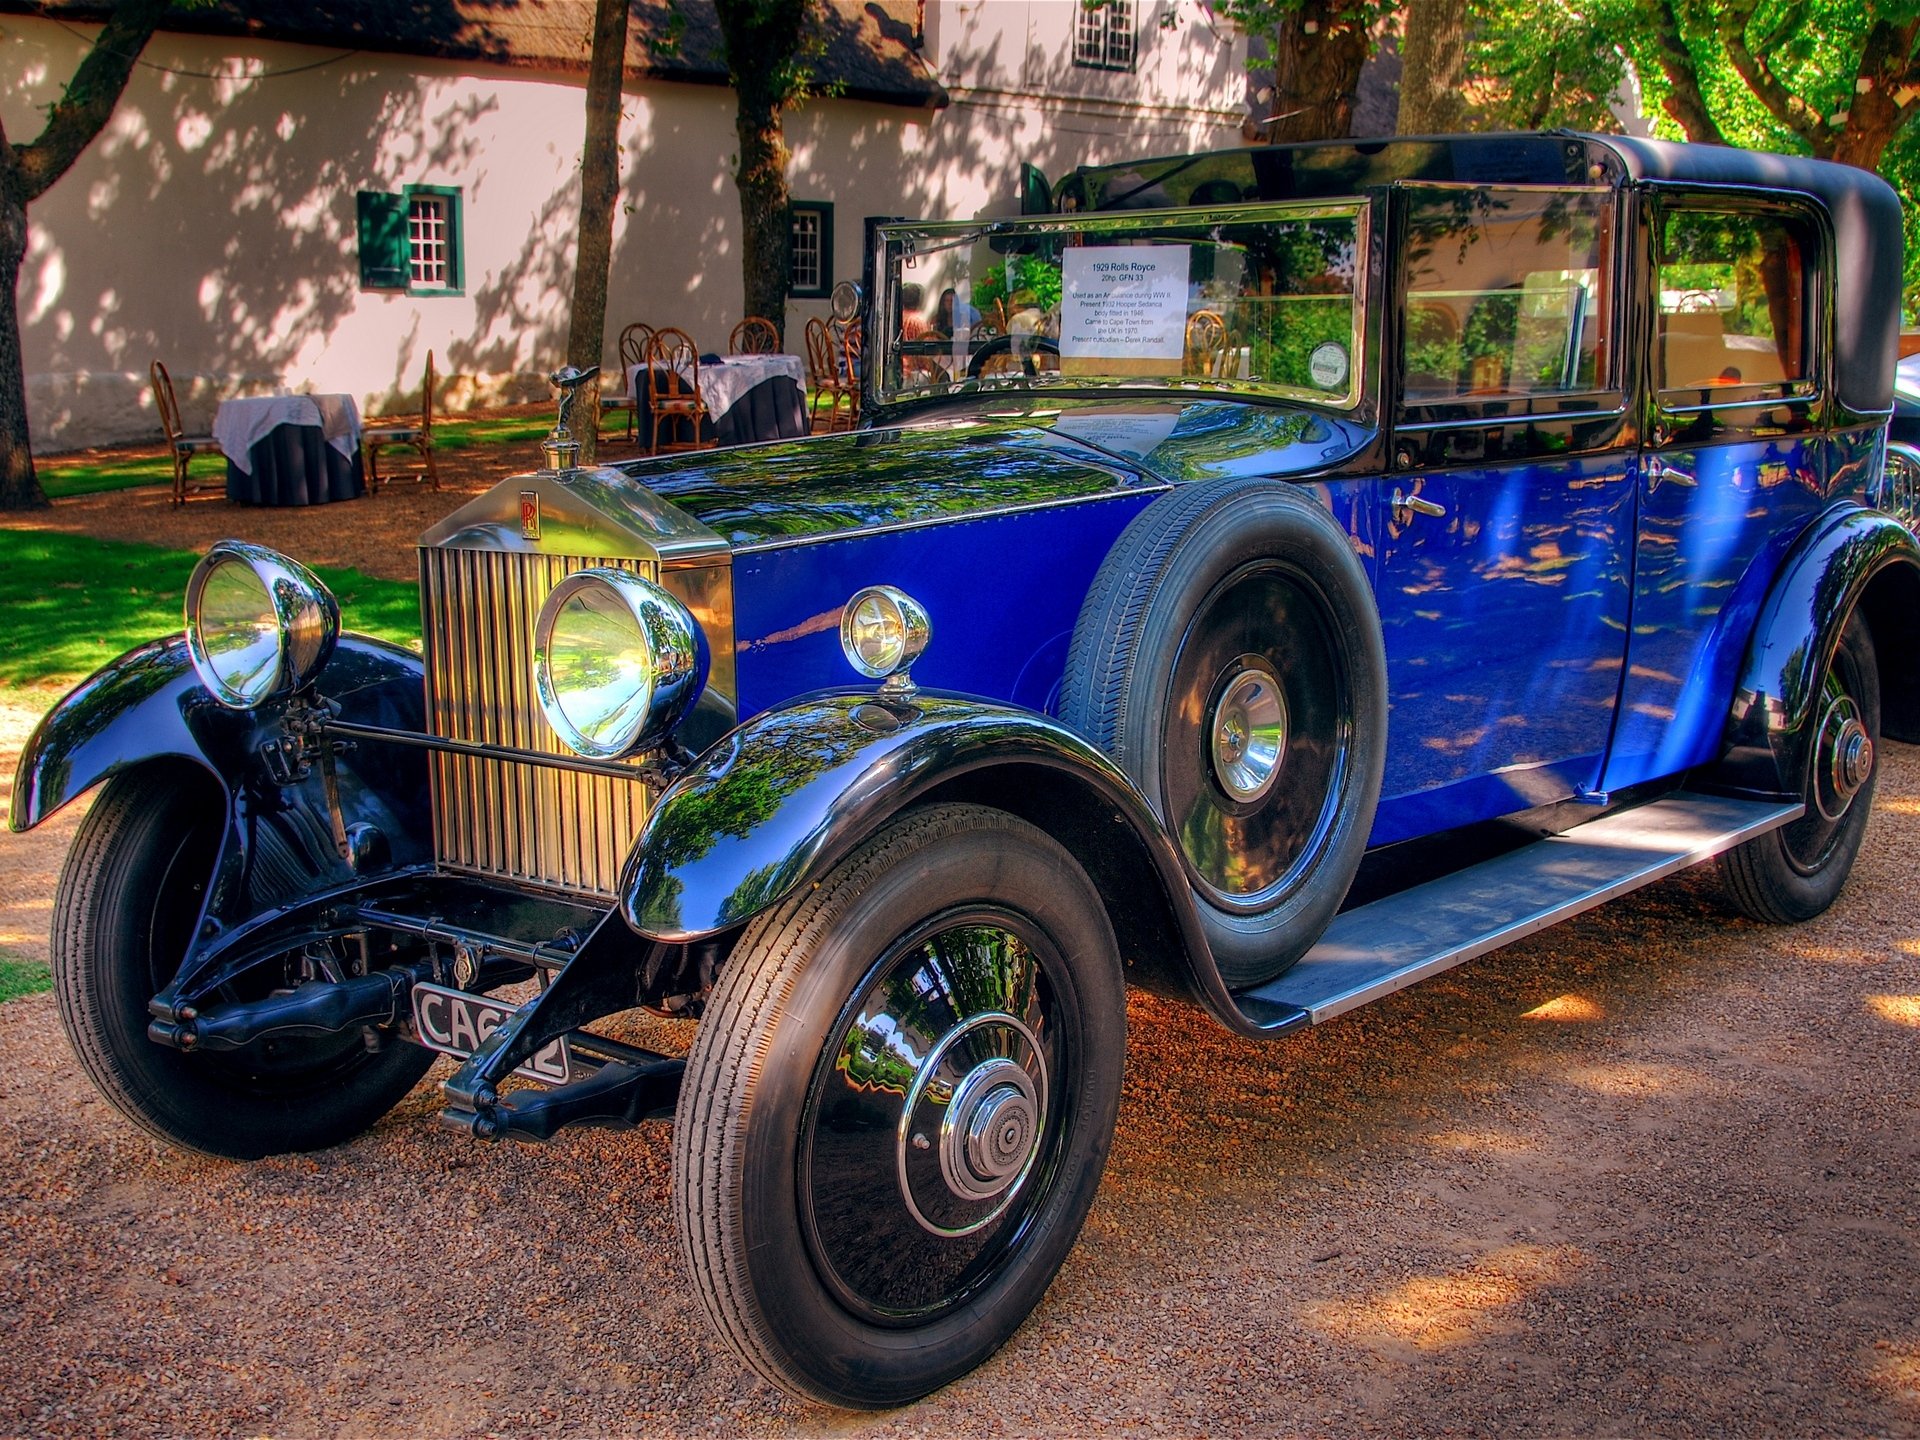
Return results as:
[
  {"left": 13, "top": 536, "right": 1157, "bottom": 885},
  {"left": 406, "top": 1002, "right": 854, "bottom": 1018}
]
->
[{"left": 410, "top": 981, "right": 572, "bottom": 1086}]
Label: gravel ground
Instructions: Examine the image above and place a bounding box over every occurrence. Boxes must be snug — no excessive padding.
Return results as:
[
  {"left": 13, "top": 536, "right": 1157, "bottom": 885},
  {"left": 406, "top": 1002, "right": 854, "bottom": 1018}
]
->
[{"left": 0, "top": 691, "right": 1916, "bottom": 1438}]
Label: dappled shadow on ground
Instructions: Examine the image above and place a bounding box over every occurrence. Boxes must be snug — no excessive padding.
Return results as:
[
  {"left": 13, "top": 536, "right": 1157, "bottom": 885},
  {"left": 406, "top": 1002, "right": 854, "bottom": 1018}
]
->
[{"left": 0, "top": 692, "right": 1915, "bottom": 1435}]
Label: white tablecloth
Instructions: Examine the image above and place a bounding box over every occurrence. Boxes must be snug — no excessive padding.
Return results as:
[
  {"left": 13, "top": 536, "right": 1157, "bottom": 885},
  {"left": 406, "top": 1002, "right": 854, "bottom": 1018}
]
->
[
  {"left": 625, "top": 354, "right": 805, "bottom": 424},
  {"left": 213, "top": 394, "right": 362, "bottom": 475}
]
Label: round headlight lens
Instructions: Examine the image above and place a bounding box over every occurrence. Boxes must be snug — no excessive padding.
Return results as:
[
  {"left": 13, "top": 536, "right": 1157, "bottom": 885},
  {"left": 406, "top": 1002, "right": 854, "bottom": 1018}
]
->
[
  {"left": 535, "top": 569, "right": 708, "bottom": 758},
  {"left": 840, "top": 586, "right": 930, "bottom": 679},
  {"left": 185, "top": 542, "right": 339, "bottom": 709}
]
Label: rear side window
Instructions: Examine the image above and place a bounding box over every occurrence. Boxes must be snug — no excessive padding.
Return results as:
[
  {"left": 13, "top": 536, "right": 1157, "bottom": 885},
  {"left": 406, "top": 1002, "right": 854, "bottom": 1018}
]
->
[
  {"left": 1656, "top": 209, "right": 1810, "bottom": 396},
  {"left": 1399, "top": 187, "right": 1614, "bottom": 405}
]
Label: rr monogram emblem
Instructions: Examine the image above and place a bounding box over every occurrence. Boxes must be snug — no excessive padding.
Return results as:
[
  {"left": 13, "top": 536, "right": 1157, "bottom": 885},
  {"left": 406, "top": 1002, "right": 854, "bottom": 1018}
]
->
[{"left": 519, "top": 491, "right": 541, "bottom": 540}]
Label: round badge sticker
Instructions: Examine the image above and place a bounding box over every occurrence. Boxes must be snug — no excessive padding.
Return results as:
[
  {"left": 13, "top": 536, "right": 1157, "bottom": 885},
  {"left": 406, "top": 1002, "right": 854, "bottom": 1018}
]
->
[{"left": 1308, "top": 341, "right": 1349, "bottom": 390}]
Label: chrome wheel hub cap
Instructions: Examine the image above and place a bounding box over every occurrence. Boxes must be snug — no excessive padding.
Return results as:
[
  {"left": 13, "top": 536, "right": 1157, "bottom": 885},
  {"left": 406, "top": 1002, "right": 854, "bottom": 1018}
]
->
[
  {"left": 897, "top": 1012, "right": 1049, "bottom": 1237},
  {"left": 1209, "top": 663, "right": 1288, "bottom": 804},
  {"left": 942, "top": 1058, "right": 1039, "bottom": 1202},
  {"left": 1814, "top": 695, "right": 1873, "bottom": 823}
]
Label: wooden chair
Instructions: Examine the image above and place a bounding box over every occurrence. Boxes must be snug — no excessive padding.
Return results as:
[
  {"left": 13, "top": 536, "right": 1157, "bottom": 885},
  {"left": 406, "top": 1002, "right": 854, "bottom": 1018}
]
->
[
  {"left": 806, "top": 317, "right": 858, "bottom": 433},
  {"left": 603, "top": 322, "right": 653, "bottom": 442},
  {"left": 362, "top": 351, "right": 439, "bottom": 493},
  {"left": 645, "top": 327, "right": 712, "bottom": 453},
  {"left": 729, "top": 316, "right": 779, "bottom": 354},
  {"left": 1185, "top": 310, "right": 1231, "bottom": 378},
  {"left": 150, "top": 360, "right": 221, "bottom": 506},
  {"left": 834, "top": 319, "right": 863, "bottom": 429}
]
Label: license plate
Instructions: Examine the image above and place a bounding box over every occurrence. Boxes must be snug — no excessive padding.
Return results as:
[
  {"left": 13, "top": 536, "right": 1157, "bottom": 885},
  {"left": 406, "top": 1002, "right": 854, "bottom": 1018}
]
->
[{"left": 410, "top": 981, "right": 572, "bottom": 1086}]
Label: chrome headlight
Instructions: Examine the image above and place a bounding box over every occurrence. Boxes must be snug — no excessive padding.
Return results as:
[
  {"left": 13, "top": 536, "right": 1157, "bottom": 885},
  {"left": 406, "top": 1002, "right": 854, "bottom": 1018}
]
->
[
  {"left": 184, "top": 541, "right": 340, "bottom": 709},
  {"left": 534, "top": 569, "right": 708, "bottom": 758},
  {"left": 840, "top": 585, "right": 930, "bottom": 680}
]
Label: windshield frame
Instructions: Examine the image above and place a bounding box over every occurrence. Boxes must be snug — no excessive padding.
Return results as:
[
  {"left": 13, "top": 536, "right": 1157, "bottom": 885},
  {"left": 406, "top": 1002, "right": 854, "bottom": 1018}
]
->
[{"left": 871, "top": 199, "right": 1373, "bottom": 413}]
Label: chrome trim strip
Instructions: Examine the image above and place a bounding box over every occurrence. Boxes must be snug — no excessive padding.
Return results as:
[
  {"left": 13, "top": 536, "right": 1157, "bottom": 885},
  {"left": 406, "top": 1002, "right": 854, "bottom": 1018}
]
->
[
  {"left": 1394, "top": 405, "right": 1628, "bottom": 433},
  {"left": 1657, "top": 392, "right": 1817, "bottom": 416}
]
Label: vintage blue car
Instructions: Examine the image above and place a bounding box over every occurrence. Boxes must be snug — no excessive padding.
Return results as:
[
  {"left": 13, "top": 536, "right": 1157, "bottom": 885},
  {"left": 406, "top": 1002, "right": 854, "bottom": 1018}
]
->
[{"left": 10, "top": 133, "right": 1912, "bottom": 1407}]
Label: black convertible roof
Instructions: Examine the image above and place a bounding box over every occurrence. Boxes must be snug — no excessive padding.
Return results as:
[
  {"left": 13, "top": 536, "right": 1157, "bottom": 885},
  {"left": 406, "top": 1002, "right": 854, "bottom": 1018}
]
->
[{"left": 1066, "top": 132, "right": 1902, "bottom": 415}]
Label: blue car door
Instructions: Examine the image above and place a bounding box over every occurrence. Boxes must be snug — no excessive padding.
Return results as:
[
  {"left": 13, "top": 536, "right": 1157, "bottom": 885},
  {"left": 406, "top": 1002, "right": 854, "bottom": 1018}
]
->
[
  {"left": 1371, "top": 184, "right": 1636, "bottom": 846},
  {"left": 1600, "top": 191, "right": 1829, "bottom": 792}
]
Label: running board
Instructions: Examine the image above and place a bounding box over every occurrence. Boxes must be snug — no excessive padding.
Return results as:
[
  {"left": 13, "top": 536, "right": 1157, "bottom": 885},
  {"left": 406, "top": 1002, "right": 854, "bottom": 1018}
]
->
[{"left": 1239, "top": 792, "right": 1801, "bottom": 1032}]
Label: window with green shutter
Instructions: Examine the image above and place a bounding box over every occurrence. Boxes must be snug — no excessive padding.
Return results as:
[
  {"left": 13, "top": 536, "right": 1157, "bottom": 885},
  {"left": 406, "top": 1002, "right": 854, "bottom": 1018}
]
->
[{"left": 357, "top": 186, "right": 464, "bottom": 295}]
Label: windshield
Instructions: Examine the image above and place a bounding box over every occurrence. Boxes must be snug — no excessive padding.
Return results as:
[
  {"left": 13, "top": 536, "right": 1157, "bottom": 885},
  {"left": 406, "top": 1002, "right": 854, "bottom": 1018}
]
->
[{"left": 876, "top": 202, "right": 1368, "bottom": 408}]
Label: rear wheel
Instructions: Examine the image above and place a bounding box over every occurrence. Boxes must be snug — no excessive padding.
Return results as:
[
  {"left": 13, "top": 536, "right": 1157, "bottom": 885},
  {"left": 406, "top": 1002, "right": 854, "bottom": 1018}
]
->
[
  {"left": 51, "top": 766, "right": 432, "bottom": 1159},
  {"left": 673, "top": 803, "right": 1124, "bottom": 1407},
  {"left": 1719, "top": 613, "right": 1880, "bottom": 923}
]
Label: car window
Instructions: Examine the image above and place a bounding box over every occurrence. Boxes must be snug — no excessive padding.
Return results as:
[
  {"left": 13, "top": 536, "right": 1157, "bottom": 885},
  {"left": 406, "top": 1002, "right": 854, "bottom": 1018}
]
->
[
  {"left": 1656, "top": 209, "right": 1810, "bottom": 396},
  {"left": 1398, "top": 186, "right": 1614, "bottom": 406},
  {"left": 879, "top": 203, "right": 1367, "bottom": 407}
]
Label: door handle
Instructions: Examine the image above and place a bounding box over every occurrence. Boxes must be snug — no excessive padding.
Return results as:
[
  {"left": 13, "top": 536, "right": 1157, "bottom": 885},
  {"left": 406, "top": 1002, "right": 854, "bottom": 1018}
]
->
[{"left": 1391, "top": 488, "right": 1446, "bottom": 522}]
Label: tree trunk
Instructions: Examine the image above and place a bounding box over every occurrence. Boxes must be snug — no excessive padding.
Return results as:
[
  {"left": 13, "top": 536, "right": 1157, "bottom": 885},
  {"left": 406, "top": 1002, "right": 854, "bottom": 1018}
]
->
[
  {"left": 1262, "top": 0, "right": 1373, "bottom": 143},
  {"left": 1830, "top": 19, "right": 1920, "bottom": 171},
  {"left": 1397, "top": 0, "right": 1467, "bottom": 134},
  {"left": 715, "top": 0, "right": 811, "bottom": 349},
  {"left": 2, "top": 0, "right": 176, "bottom": 510},
  {"left": 0, "top": 186, "right": 39, "bottom": 511},
  {"left": 562, "top": 0, "right": 631, "bottom": 466}
]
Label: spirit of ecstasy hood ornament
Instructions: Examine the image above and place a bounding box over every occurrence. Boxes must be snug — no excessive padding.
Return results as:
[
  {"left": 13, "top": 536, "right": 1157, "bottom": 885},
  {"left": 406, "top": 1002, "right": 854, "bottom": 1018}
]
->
[{"left": 542, "top": 363, "right": 600, "bottom": 471}]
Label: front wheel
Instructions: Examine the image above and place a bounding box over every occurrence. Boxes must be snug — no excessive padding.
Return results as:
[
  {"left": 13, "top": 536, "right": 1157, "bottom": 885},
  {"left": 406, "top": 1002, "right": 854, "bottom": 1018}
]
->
[
  {"left": 672, "top": 803, "right": 1125, "bottom": 1407},
  {"left": 51, "top": 766, "right": 432, "bottom": 1159}
]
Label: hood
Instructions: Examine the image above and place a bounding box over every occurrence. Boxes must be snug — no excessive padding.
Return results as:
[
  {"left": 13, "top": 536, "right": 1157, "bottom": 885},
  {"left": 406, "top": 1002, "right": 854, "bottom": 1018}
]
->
[
  {"left": 610, "top": 399, "right": 1375, "bottom": 549},
  {"left": 420, "top": 399, "right": 1375, "bottom": 559}
]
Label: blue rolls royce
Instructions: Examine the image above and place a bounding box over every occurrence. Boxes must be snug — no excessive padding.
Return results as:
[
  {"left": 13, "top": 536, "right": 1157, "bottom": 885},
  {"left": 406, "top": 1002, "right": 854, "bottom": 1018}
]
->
[{"left": 10, "top": 132, "right": 1912, "bottom": 1407}]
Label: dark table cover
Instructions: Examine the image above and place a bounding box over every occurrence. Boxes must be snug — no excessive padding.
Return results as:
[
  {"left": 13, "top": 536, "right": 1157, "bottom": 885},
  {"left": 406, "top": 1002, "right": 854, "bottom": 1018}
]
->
[
  {"left": 637, "top": 374, "right": 808, "bottom": 449},
  {"left": 226, "top": 423, "right": 365, "bottom": 505}
]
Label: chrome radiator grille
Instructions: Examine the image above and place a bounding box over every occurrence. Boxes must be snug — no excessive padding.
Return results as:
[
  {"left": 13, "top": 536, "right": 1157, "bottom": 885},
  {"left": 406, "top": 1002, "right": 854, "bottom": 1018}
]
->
[{"left": 420, "top": 547, "right": 652, "bottom": 898}]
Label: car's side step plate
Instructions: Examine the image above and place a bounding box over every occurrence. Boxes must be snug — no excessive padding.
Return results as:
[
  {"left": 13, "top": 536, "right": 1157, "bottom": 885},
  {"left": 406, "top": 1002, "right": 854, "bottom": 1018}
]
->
[{"left": 1239, "top": 792, "right": 1801, "bottom": 1030}]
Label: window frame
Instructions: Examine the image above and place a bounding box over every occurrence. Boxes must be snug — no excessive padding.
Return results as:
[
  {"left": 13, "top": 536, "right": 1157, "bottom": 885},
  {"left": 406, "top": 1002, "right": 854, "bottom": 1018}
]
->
[
  {"left": 789, "top": 201, "right": 834, "bottom": 300},
  {"left": 1645, "top": 186, "right": 1826, "bottom": 433},
  {"left": 1390, "top": 181, "right": 1627, "bottom": 426},
  {"left": 1073, "top": 0, "right": 1137, "bottom": 72},
  {"left": 355, "top": 184, "right": 464, "bottom": 297}
]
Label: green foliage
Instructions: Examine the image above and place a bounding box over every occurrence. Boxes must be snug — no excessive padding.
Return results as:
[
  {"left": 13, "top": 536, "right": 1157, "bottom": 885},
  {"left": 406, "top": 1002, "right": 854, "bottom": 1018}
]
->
[
  {"left": 0, "top": 531, "right": 419, "bottom": 687},
  {"left": 973, "top": 254, "right": 1064, "bottom": 318},
  {"left": 1466, "top": 0, "right": 1920, "bottom": 315},
  {"left": 0, "top": 953, "right": 51, "bottom": 1004}
]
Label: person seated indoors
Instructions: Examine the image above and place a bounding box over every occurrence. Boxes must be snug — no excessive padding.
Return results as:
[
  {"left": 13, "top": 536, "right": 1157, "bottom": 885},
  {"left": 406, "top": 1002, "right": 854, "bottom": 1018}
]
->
[{"left": 930, "top": 287, "right": 982, "bottom": 339}]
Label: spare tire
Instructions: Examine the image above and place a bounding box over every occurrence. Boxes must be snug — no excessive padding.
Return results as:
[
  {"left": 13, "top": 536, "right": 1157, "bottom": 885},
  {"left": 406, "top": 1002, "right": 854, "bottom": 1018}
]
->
[{"left": 1058, "top": 478, "right": 1387, "bottom": 986}]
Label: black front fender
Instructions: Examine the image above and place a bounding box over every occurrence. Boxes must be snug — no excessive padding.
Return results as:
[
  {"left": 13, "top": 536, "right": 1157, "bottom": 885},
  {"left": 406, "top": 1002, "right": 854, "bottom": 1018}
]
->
[
  {"left": 620, "top": 690, "right": 1302, "bottom": 1038},
  {"left": 10, "top": 631, "right": 434, "bottom": 940},
  {"left": 1715, "top": 503, "right": 1920, "bottom": 795}
]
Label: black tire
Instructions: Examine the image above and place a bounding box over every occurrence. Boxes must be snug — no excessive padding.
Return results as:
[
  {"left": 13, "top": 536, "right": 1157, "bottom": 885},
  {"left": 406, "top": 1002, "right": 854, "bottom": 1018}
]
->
[
  {"left": 51, "top": 765, "right": 433, "bottom": 1159},
  {"left": 1059, "top": 478, "right": 1387, "bottom": 987},
  {"left": 673, "top": 803, "right": 1125, "bottom": 1408},
  {"left": 1719, "top": 613, "right": 1880, "bottom": 923},
  {"left": 966, "top": 335, "right": 1060, "bottom": 379}
]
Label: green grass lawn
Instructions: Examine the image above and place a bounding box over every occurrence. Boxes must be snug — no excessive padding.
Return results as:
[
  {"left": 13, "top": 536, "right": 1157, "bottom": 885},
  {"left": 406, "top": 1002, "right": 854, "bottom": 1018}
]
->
[
  {"left": 0, "top": 952, "right": 51, "bottom": 1004},
  {"left": 0, "top": 530, "right": 420, "bottom": 687},
  {"left": 33, "top": 413, "right": 549, "bottom": 499}
]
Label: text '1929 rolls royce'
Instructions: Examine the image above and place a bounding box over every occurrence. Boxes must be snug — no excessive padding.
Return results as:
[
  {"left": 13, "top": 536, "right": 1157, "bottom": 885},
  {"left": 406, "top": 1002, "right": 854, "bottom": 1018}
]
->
[{"left": 10, "top": 132, "right": 1914, "bottom": 1408}]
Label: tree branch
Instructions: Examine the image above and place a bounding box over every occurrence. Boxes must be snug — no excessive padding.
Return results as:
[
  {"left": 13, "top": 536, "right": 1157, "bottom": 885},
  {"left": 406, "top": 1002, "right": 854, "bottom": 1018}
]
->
[
  {"left": 1644, "top": 0, "right": 1725, "bottom": 144},
  {"left": 1716, "top": 1, "right": 1826, "bottom": 150},
  {"left": 14, "top": 0, "right": 174, "bottom": 202}
]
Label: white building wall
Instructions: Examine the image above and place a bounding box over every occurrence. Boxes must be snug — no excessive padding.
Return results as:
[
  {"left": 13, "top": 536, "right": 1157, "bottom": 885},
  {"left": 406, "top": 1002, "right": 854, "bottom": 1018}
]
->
[{"left": 6, "top": 6, "right": 1243, "bottom": 451}]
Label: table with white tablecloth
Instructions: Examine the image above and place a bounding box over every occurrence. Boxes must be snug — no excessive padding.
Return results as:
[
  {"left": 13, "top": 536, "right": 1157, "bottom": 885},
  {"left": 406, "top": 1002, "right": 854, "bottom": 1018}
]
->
[
  {"left": 213, "top": 393, "right": 365, "bottom": 504},
  {"left": 624, "top": 353, "right": 808, "bottom": 448}
]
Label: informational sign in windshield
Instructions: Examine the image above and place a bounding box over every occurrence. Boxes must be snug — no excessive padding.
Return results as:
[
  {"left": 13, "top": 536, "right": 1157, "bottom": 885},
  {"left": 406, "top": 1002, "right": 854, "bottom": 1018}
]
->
[{"left": 1061, "top": 245, "right": 1191, "bottom": 361}]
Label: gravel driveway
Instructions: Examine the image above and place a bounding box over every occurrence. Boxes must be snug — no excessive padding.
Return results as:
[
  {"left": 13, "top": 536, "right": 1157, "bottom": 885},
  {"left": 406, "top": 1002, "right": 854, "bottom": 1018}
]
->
[{"left": 1, "top": 694, "right": 1915, "bottom": 1438}]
